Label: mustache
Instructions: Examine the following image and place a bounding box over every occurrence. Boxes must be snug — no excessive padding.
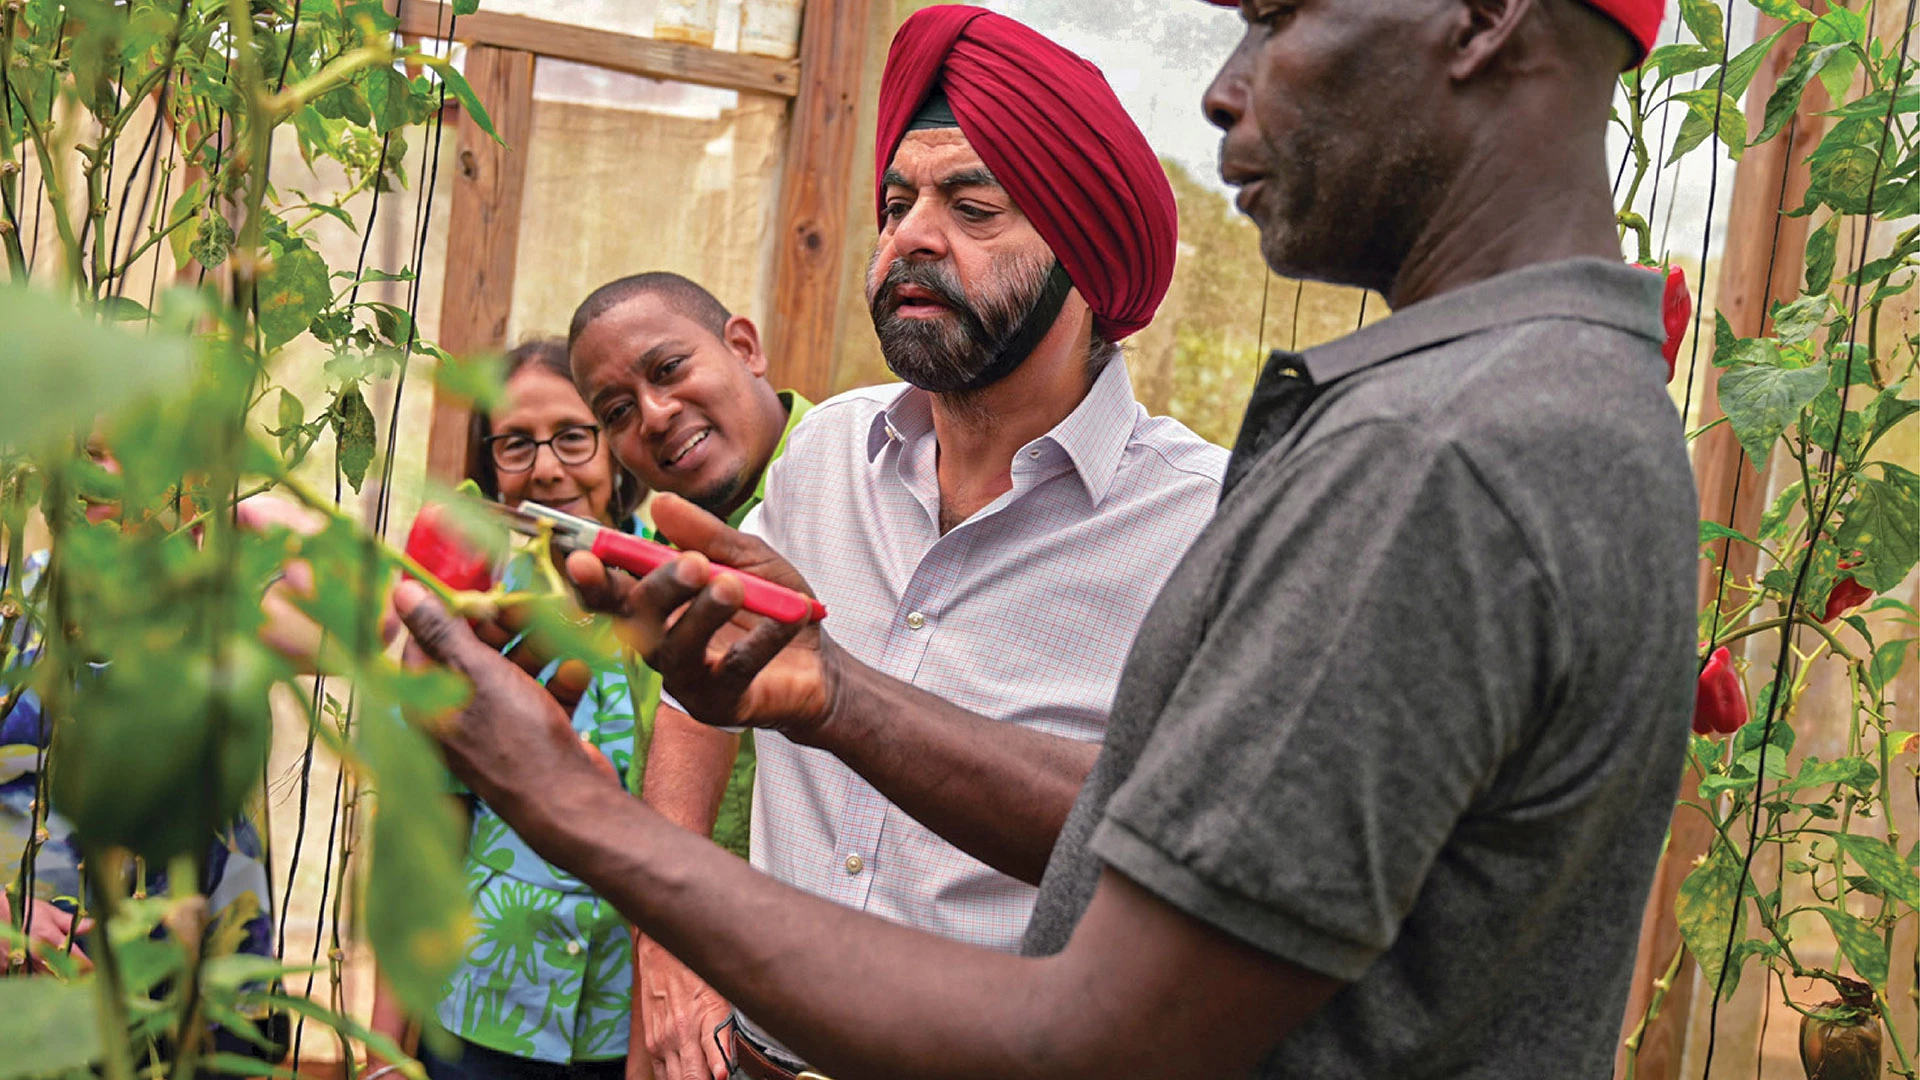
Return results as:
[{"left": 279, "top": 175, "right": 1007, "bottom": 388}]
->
[{"left": 870, "top": 258, "right": 979, "bottom": 323}]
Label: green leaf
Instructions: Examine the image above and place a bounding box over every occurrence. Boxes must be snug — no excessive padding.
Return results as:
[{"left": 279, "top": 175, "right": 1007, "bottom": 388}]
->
[
  {"left": 1779, "top": 755, "right": 1878, "bottom": 795},
  {"left": 275, "top": 389, "right": 306, "bottom": 456},
  {"left": 1870, "top": 639, "right": 1912, "bottom": 692},
  {"left": 1760, "top": 479, "right": 1805, "bottom": 540},
  {"left": 366, "top": 64, "right": 412, "bottom": 134},
  {"left": 1676, "top": 840, "right": 1750, "bottom": 998},
  {"left": 1834, "top": 463, "right": 1920, "bottom": 591},
  {"left": 1750, "top": 0, "right": 1815, "bottom": 23},
  {"left": 1835, "top": 833, "right": 1920, "bottom": 908},
  {"left": 1670, "top": 90, "right": 1750, "bottom": 164},
  {"left": 1759, "top": 43, "right": 1849, "bottom": 146},
  {"left": 430, "top": 345, "right": 507, "bottom": 413},
  {"left": 0, "top": 285, "right": 193, "bottom": 448},
  {"left": 1718, "top": 360, "right": 1829, "bottom": 467},
  {"left": 427, "top": 58, "right": 500, "bottom": 143},
  {"left": 1680, "top": 0, "right": 1725, "bottom": 52},
  {"left": 1866, "top": 384, "right": 1919, "bottom": 448},
  {"left": 258, "top": 245, "right": 333, "bottom": 350},
  {"left": 1818, "top": 907, "right": 1889, "bottom": 990},
  {"left": 454, "top": 0, "right": 480, "bottom": 12},
  {"left": 1700, "top": 520, "right": 1759, "bottom": 548},
  {"left": 1650, "top": 42, "right": 1721, "bottom": 83},
  {"left": 1805, "top": 216, "right": 1840, "bottom": 293},
  {"left": 333, "top": 385, "right": 378, "bottom": 493},
  {"left": 355, "top": 702, "right": 473, "bottom": 1020},
  {"left": 0, "top": 977, "right": 102, "bottom": 1078},
  {"left": 190, "top": 212, "right": 236, "bottom": 270},
  {"left": 1811, "top": 6, "right": 1866, "bottom": 47},
  {"left": 1714, "top": 335, "right": 1779, "bottom": 369},
  {"left": 1801, "top": 116, "right": 1888, "bottom": 216},
  {"left": 1771, "top": 293, "right": 1831, "bottom": 344},
  {"left": 1722, "top": 26, "right": 1789, "bottom": 104}
]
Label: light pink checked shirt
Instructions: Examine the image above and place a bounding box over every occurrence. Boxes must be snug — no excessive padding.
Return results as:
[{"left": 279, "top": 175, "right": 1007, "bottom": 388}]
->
[{"left": 733, "top": 358, "right": 1226, "bottom": 959}]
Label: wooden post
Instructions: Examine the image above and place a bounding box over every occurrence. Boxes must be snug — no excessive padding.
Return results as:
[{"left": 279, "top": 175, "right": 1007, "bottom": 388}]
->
[
  {"left": 1613, "top": 19, "right": 1830, "bottom": 1079},
  {"left": 763, "top": 0, "right": 872, "bottom": 401},
  {"left": 424, "top": 46, "right": 536, "bottom": 484}
]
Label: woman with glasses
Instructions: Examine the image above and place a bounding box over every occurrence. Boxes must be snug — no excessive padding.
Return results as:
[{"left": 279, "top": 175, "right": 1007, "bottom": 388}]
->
[{"left": 373, "top": 339, "right": 652, "bottom": 1080}]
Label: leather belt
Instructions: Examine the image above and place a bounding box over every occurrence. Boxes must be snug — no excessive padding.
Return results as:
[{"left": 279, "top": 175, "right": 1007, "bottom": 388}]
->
[{"left": 722, "top": 1018, "right": 834, "bottom": 1080}]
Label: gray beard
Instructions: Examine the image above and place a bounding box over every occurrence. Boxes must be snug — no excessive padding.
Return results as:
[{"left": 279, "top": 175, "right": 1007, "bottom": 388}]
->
[{"left": 868, "top": 248, "right": 1056, "bottom": 394}]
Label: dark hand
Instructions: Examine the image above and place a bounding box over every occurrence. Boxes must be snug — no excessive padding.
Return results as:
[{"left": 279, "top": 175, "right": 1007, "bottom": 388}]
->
[
  {"left": 566, "top": 494, "right": 840, "bottom": 742},
  {"left": 470, "top": 602, "right": 594, "bottom": 713},
  {"left": 394, "top": 580, "right": 615, "bottom": 821}
]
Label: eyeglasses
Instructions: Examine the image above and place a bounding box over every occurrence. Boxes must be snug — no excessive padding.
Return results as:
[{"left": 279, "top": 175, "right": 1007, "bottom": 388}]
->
[{"left": 485, "top": 424, "right": 602, "bottom": 473}]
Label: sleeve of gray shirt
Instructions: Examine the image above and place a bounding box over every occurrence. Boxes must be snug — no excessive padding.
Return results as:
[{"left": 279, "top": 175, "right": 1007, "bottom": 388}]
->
[{"left": 1088, "top": 418, "right": 1567, "bottom": 982}]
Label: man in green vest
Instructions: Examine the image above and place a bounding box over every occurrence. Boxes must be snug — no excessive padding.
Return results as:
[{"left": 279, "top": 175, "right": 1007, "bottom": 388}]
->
[{"left": 566, "top": 270, "right": 811, "bottom": 1080}]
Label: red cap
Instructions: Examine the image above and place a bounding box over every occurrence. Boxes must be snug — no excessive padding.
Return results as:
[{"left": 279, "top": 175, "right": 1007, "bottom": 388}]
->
[{"left": 1201, "top": 0, "right": 1662, "bottom": 62}]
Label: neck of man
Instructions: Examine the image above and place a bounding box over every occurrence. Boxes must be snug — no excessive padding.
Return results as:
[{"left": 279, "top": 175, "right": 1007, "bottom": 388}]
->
[
  {"left": 1386, "top": 105, "right": 1621, "bottom": 311},
  {"left": 928, "top": 301, "right": 1096, "bottom": 533},
  {"left": 714, "top": 382, "right": 793, "bottom": 521}
]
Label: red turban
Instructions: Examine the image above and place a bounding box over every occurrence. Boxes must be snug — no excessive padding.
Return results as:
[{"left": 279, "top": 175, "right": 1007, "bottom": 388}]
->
[
  {"left": 1201, "top": 0, "right": 1663, "bottom": 60},
  {"left": 875, "top": 6, "right": 1177, "bottom": 343}
]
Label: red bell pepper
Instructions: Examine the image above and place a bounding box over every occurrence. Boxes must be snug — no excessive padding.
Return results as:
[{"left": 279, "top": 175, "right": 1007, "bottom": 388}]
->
[
  {"left": 1693, "top": 646, "right": 1748, "bottom": 736},
  {"left": 1635, "top": 263, "right": 1691, "bottom": 382},
  {"left": 1821, "top": 575, "right": 1875, "bottom": 624},
  {"left": 404, "top": 503, "right": 494, "bottom": 594}
]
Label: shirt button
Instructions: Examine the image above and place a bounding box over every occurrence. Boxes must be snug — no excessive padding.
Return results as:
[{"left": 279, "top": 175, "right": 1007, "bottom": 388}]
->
[
  {"left": 1028, "top": 448, "right": 1040, "bottom": 458},
  {"left": 906, "top": 611, "right": 926, "bottom": 630},
  {"left": 845, "top": 854, "right": 865, "bottom": 875},
  {"left": 565, "top": 940, "right": 582, "bottom": 956}
]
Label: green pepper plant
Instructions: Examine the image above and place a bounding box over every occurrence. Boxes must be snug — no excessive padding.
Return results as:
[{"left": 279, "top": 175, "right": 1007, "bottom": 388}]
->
[
  {"left": 0, "top": 2, "right": 610, "bottom": 1078},
  {"left": 1615, "top": 0, "right": 1920, "bottom": 1077}
]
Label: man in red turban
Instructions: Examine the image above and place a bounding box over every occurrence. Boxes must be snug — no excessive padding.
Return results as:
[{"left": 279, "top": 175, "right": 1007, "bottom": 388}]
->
[
  {"left": 398, "top": 0, "right": 1693, "bottom": 1076},
  {"left": 626, "top": 9, "right": 1223, "bottom": 1080}
]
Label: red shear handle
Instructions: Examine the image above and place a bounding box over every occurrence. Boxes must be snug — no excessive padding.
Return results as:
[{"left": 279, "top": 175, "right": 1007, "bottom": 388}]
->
[{"left": 588, "top": 530, "right": 828, "bottom": 625}]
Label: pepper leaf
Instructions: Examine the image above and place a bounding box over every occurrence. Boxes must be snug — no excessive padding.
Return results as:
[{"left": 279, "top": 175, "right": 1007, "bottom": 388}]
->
[
  {"left": 1760, "top": 479, "right": 1806, "bottom": 540},
  {"left": 1679, "top": 0, "right": 1725, "bottom": 52},
  {"left": 1670, "top": 89, "right": 1749, "bottom": 165},
  {"left": 1750, "top": 0, "right": 1816, "bottom": 23},
  {"left": 257, "top": 245, "right": 332, "bottom": 350},
  {"left": 424, "top": 58, "right": 499, "bottom": 144},
  {"left": 1834, "top": 833, "right": 1920, "bottom": 909},
  {"left": 1799, "top": 116, "right": 1889, "bottom": 216},
  {"left": 275, "top": 389, "right": 305, "bottom": 457},
  {"left": 1718, "top": 361, "right": 1829, "bottom": 467},
  {"left": 1864, "top": 383, "right": 1919, "bottom": 451},
  {"left": 1778, "top": 755, "right": 1878, "bottom": 796},
  {"left": 1805, "top": 215, "right": 1840, "bottom": 294},
  {"left": 1759, "top": 42, "right": 1849, "bottom": 146},
  {"left": 1818, "top": 907, "right": 1889, "bottom": 990},
  {"left": 333, "top": 385, "right": 378, "bottom": 493},
  {"left": 1771, "top": 293, "right": 1831, "bottom": 344},
  {"left": 0, "top": 977, "right": 102, "bottom": 1078},
  {"left": 1700, "top": 520, "right": 1760, "bottom": 548},
  {"left": 365, "top": 64, "right": 412, "bottom": 134},
  {"left": 1676, "top": 840, "right": 1751, "bottom": 999},
  {"left": 1834, "top": 463, "right": 1920, "bottom": 591},
  {"left": 1869, "top": 639, "right": 1912, "bottom": 693}
]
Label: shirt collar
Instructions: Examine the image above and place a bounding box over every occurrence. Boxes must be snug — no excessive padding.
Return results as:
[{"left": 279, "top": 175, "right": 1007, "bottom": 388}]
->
[
  {"left": 1296, "top": 257, "right": 1666, "bottom": 387},
  {"left": 866, "top": 357, "right": 1141, "bottom": 507},
  {"left": 730, "top": 389, "right": 813, "bottom": 528}
]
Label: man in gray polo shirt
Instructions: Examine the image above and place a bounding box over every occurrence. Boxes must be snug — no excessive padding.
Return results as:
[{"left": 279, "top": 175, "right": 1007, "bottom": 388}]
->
[{"left": 395, "top": 0, "right": 1698, "bottom": 1074}]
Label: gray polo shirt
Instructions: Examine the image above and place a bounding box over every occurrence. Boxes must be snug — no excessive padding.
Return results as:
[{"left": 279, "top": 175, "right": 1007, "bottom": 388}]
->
[{"left": 1023, "top": 258, "right": 1697, "bottom": 1077}]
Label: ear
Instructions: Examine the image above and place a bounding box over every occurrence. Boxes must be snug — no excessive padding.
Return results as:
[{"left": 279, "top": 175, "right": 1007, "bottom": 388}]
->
[
  {"left": 723, "top": 315, "right": 769, "bottom": 379},
  {"left": 1450, "top": 0, "right": 1537, "bottom": 79}
]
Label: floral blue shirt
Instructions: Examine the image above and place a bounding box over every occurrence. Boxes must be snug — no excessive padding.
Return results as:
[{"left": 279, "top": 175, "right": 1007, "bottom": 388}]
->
[
  {"left": 1, "top": 552, "right": 274, "bottom": 962},
  {"left": 434, "top": 543, "right": 660, "bottom": 1063}
]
